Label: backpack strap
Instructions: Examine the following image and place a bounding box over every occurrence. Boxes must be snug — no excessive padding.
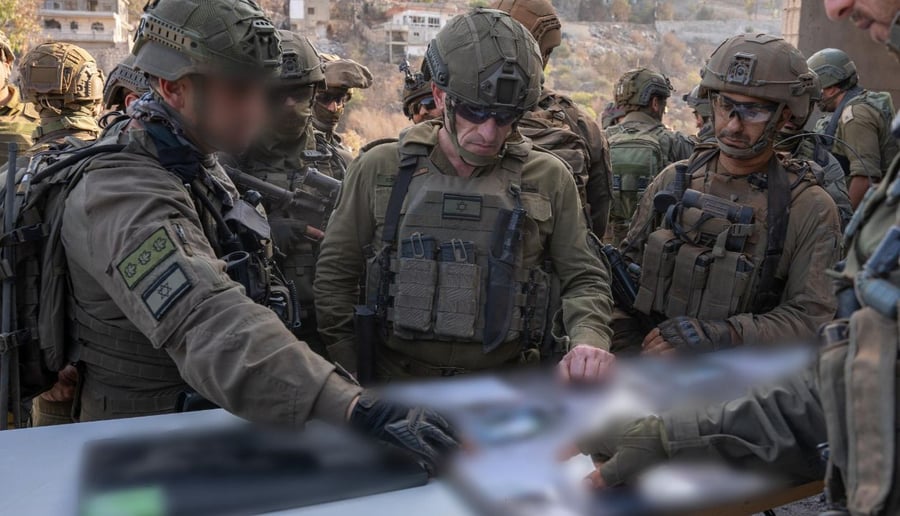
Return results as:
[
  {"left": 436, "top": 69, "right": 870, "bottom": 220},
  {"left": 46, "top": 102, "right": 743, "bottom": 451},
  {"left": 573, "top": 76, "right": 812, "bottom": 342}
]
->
[
  {"left": 822, "top": 86, "right": 863, "bottom": 147},
  {"left": 754, "top": 156, "right": 792, "bottom": 313}
]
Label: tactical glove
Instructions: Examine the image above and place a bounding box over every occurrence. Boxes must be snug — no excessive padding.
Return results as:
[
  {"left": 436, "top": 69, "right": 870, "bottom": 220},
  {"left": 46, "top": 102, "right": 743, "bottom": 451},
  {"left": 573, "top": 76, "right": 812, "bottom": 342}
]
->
[
  {"left": 350, "top": 393, "right": 459, "bottom": 476},
  {"left": 577, "top": 416, "right": 669, "bottom": 487},
  {"left": 657, "top": 316, "right": 734, "bottom": 354},
  {"left": 269, "top": 217, "right": 311, "bottom": 249}
]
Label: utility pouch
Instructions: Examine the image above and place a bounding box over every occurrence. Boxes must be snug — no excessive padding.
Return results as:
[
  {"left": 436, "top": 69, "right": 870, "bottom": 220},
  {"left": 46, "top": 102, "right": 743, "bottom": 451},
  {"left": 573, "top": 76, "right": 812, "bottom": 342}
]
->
[
  {"left": 435, "top": 240, "right": 479, "bottom": 339},
  {"left": 818, "top": 320, "right": 851, "bottom": 501},
  {"left": 730, "top": 255, "right": 756, "bottom": 314},
  {"left": 634, "top": 229, "right": 681, "bottom": 315},
  {"left": 665, "top": 245, "right": 708, "bottom": 318},
  {"left": 687, "top": 252, "right": 713, "bottom": 317},
  {"left": 391, "top": 233, "right": 437, "bottom": 335},
  {"left": 701, "top": 251, "right": 742, "bottom": 320}
]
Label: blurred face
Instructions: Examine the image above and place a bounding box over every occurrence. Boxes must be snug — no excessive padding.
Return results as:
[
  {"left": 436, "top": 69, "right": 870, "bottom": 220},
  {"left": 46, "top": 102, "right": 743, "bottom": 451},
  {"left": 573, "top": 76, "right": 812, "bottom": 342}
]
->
[
  {"left": 434, "top": 87, "right": 516, "bottom": 157},
  {"left": 824, "top": 0, "right": 900, "bottom": 43},
  {"left": 161, "top": 74, "right": 268, "bottom": 154},
  {"left": 711, "top": 92, "right": 781, "bottom": 153},
  {"left": 269, "top": 83, "right": 316, "bottom": 134}
]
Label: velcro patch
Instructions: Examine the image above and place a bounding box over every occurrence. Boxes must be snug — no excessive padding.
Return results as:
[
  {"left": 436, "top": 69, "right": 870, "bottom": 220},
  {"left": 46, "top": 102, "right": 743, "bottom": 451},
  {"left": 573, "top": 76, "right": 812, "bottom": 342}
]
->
[
  {"left": 141, "top": 263, "right": 192, "bottom": 320},
  {"left": 442, "top": 194, "right": 482, "bottom": 221},
  {"left": 842, "top": 105, "right": 855, "bottom": 124},
  {"left": 117, "top": 228, "right": 176, "bottom": 289}
]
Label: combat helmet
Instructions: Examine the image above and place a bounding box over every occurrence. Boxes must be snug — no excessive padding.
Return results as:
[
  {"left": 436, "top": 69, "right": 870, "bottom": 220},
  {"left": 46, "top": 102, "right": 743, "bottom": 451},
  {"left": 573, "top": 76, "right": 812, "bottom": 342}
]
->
[
  {"left": 701, "top": 33, "right": 818, "bottom": 157},
  {"left": 806, "top": 48, "right": 858, "bottom": 90},
  {"left": 18, "top": 42, "right": 104, "bottom": 106},
  {"left": 131, "top": 0, "right": 281, "bottom": 81},
  {"left": 103, "top": 55, "right": 150, "bottom": 110},
  {"left": 682, "top": 85, "right": 711, "bottom": 119},
  {"left": 615, "top": 68, "right": 674, "bottom": 108},
  {"left": 402, "top": 70, "right": 432, "bottom": 119},
  {"left": 278, "top": 30, "right": 325, "bottom": 88},
  {"left": 491, "top": 0, "right": 562, "bottom": 66}
]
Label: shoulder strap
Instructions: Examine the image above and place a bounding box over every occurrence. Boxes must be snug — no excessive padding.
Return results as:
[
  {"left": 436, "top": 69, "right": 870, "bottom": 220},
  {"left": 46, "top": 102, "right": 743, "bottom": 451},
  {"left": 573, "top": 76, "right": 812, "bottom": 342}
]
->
[
  {"left": 823, "top": 86, "right": 864, "bottom": 145},
  {"left": 754, "top": 155, "right": 792, "bottom": 312},
  {"left": 381, "top": 152, "right": 418, "bottom": 247}
]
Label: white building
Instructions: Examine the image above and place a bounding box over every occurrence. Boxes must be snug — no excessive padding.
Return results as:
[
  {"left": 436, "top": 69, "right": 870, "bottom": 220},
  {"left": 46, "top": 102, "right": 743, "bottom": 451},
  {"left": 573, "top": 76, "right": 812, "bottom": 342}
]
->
[
  {"left": 383, "top": 3, "right": 459, "bottom": 63},
  {"left": 39, "top": 0, "right": 131, "bottom": 50},
  {"left": 289, "top": 0, "right": 331, "bottom": 39}
]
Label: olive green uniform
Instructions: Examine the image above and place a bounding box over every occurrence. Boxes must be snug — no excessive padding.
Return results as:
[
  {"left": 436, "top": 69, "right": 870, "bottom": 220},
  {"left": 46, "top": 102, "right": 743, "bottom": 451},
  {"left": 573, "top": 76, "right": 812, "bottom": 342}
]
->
[
  {"left": 656, "top": 149, "right": 900, "bottom": 515},
  {"left": 313, "top": 129, "right": 352, "bottom": 181},
  {"left": 314, "top": 121, "right": 613, "bottom": 377},
  {"left": 606, "top": 110, "right": 694, "bottom": 244},
  {"left": 0, "top": 86, "right": 38, "bottom": 165},
  {"left": 816, "top": 91, "right": 899, "bottom": 181},
  {"left": 786, "top": 136, "right": 854, "bottom": 229},
  {"left": 613, "top": 151, "right": 841, "bottom": 351},
  {"left": 537, "top": 90, "right": 614, "bottom": 235},
  {"left": 61, "top": 112, "right": 360, "bottom": 424}
]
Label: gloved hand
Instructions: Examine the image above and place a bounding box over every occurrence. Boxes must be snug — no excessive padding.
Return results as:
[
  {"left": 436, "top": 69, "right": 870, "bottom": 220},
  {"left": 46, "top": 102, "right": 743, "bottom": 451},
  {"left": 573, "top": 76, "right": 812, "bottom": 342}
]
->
[
  {"left": 576, "top": 416, "right": 670, "bottom": 487},
  {"left": 644, "top": 316, "right": 734, "bottom": 355},
  {"left": 269, "top": 217, "right": 315, "bottom": 249},
  {"left": 350, "top": 393, "right": 459, "bottom": 476}
]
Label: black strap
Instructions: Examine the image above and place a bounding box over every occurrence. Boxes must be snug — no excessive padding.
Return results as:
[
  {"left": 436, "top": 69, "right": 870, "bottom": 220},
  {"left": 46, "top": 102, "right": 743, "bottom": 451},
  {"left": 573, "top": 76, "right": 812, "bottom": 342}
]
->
[
  {"left": 754, "top": 156, "right": 792, "bottom": 312},
  {"left": 375, "top": 153, "right": 418, "bottom": 319},
  {"left": 822, "top": 86, "right": 863, "bottom": 147}
]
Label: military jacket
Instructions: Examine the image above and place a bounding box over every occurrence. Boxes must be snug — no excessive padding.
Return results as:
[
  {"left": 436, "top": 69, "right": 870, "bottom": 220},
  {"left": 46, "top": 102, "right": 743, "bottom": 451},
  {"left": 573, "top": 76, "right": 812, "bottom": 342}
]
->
[
  {"left": 0, "top": 86, "right": 38, "bottom": 165},
  {"left": 314, "top": 121, "right": 613, "bottom": 376}
]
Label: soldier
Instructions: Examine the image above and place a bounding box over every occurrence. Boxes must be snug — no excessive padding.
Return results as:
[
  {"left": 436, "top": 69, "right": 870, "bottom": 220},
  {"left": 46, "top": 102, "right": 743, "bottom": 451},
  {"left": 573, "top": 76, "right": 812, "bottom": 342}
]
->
[
  {"left": 606, "top": 68, "right": 694, "bottom": 245},
  {"left": 31, "top": 0, "right": 453, "bottom": 470},
  {"left": 402, "top": 62, "right": 441, "bottom": 124},
  {"left": 102, "top": 55, "right": 150, "bottom": 113},
  {"left": 311, "top": 57, "right": 373, "bottom": 180},
  {"left": 16, "top": 42, "right": 103, "bottom": 153},
  {"left": 220, "top": 30, "right": 331, "bottom": 357},
  {"left": 493, "top": 0, "right": 615, "bottom": 236},
  {"left": 612, "top": 34, "right": 841, "bottom": 356},
  {"left": 0, "top": 31, "right": 37, "bottom": 166},
  {"left": 314, "top": 8, "right": 615, "bottom": 383},
  {"left": 809, "top": 47, "right": 898, "bottom": 208},
  {"left": 683, "top": 85, "right": 715, "bottom": 145},
  {"left": 572, "top": 5, "right": 900, "bottom": 515},
  {"left": 7, "top": 42, "right": 105, "bottom": 426},
  {"left": 600, "top": 102, "right": 625, "bottom": 130}
]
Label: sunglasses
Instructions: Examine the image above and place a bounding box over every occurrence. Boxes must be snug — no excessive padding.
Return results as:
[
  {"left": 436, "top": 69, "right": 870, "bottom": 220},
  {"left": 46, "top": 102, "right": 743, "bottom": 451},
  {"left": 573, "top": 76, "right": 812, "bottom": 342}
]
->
[
  {"left": 453, "top": 100, "right": 520, "bottom": 127},
  {"left": 710, "top": 93, "right": 778, "bottom": 124},
  {"left": 416, "top": 96, "right": 436, "bottom": 112},
  {"left": 316, "top": 91, "right": 348, "bottom": 105}
]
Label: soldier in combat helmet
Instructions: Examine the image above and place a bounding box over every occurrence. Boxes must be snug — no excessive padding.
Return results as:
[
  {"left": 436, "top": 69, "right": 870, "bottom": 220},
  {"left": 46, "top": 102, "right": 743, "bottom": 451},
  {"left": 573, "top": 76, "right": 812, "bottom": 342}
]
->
[
  {"left": 315, "top": 8, "right": 615, "bottom": 383},
  {"left": 23, "top": 0, "right": 455, "bottom": 473},
  {"left": 102, "top": 55, "right": 150, "bottom": 114},
  {"left": 0, "top": 31, "right": 37, "bottom": 166}
]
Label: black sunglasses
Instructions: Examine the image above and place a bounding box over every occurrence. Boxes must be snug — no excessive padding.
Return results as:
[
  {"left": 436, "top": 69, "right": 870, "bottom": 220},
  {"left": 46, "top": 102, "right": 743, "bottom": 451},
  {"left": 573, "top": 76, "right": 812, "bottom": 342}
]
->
[
  {"left": 316, "top": 91, "right": 348, "bottom": 105},
  {"left": 417, "top": 96, "right": 436, "bottom": 111},
  {"left": 453, "top": 100, "right": 520, "bottom": 127}
]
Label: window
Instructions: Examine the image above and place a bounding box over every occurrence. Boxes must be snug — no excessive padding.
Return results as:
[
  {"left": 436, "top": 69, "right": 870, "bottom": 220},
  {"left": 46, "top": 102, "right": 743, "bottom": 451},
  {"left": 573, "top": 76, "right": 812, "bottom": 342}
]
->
[
  {"left": 408, "top": 15, "right": 425, "bottom": 26},
  {"left": 307, "top": 7, "right": 315, "bottom": 15},
  {"left": 70, "top": 20, "right": 78, "bottom": 31},
  {"left": 91, "top": 21, "right": 104, "bottom": 32},
  {"left": 44, "top": 19, "right": 61, "bottom": 30},
  {"left": 427, "top": 17, "right": 440, "bottom": 28}
]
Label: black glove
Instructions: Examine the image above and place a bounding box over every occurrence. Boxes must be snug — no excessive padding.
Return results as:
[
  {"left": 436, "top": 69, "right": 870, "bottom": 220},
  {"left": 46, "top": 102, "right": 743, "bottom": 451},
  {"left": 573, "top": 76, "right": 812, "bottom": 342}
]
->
[
  {"left": 657, "top": 316, "right": 734, "bottom": 354},
  {"left": 269, "top": 217, "right": 309, "bottom": 249},
  {"left": 350, "top": 393, "right": 459, "bottom": 476},
  {"left": 577, "top": 416, "right": 669, "bottom": 487}
]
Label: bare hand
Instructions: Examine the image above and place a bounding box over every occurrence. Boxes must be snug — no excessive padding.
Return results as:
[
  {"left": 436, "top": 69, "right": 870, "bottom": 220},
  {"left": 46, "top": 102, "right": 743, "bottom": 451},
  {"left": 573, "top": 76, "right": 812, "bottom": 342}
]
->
[
  {"left": 40, "top": 365, "right": 78, "bottom": 403},
  {"left": 558, "top": 344, "right": 615, "bottom": 383},
  {"left": 557, "top": 444, "right": 609, "bottom": 489},
  {"left": 641, "top": 327, "right": 675, "bottom": 356}
]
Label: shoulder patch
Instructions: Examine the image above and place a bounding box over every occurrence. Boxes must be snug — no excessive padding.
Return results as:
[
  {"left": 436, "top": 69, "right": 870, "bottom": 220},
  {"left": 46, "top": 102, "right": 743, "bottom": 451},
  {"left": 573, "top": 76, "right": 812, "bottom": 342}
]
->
[
  {"left": 841, "top": 105, "right": 855, "bottom": 124},
  {"left": 117, "top": 227, "right": 176, "bottom": 289},
  {"left": 141, "top": 263, "right": 192, "bottom": 320}
]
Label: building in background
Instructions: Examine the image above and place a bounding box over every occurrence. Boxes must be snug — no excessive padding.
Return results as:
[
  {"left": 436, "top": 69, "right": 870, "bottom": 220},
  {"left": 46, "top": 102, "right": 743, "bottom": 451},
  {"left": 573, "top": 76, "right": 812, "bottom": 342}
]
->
[
  {"left": 383, "top": 2, "right": 458, "bottom": 64},
  {"left": 290, "top": 0, "right": 331, "bottom": 39},
  {"left": 38, "top": 0, "right": 133, "bottom": 71}
]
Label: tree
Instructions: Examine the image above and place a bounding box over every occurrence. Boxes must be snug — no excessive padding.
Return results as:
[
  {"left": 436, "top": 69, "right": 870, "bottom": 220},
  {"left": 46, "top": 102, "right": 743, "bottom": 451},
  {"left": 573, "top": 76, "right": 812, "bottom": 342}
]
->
[
  {"left": 610, "top": 0, "right": 631, "bottom": 22},
  {"left": 0, "top": 0, "right": 40, "bottom": 54},
  {"left": 657, "top": 1, "right": 675, "bottom": 21}
]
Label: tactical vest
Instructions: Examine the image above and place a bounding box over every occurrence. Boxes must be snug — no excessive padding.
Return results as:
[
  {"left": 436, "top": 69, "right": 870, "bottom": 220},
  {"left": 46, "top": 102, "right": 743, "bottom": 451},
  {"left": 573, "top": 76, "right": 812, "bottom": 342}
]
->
[
  {"left": 820, "top": 156, "right": 900, "bottom": 515},
  {"left": 633, "top": 151, "right": 810, "bottom": 322},
  {"left": 366, "top": 144, "right": 551, "bottom": 356}
]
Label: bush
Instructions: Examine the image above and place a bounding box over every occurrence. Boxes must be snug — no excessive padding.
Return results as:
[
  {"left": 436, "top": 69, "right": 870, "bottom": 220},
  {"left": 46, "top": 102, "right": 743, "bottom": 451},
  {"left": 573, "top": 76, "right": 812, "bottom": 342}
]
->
[{"left": 696, "top": 6, "right": 715, "bottom": 20}]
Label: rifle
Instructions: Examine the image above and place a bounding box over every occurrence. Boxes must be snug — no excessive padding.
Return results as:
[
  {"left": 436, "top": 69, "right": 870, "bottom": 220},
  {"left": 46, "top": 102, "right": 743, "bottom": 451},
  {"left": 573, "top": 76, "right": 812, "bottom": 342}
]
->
[
  {"left": 0, "top": 143, "right": 19, "bottom": 429},
  {"left": 224, "top": 161, "right": 341, "bottom": 235},
  {"left": 600, "top": 244, "right": 640, "bottom": 312}
]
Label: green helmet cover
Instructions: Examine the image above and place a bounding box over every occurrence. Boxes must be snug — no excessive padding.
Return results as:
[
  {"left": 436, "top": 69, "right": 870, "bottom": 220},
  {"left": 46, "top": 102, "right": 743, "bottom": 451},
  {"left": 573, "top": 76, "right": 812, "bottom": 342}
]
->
[
  {"left": 103, "top": 54, "right": 150, "bottom": 110},
  {"left": 278, "top": 29, "right": 325, "bottom": 87},
  {"left": 615, "top": 68, "right": 673, "bottom": 108},
  {"left": 807, "top": 48, "right": 858, "bottom": 90}
]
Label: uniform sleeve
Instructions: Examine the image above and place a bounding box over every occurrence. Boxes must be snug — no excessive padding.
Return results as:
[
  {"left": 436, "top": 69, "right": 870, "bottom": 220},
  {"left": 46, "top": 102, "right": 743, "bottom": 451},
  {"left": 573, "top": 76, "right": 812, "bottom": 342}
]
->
[
  {"left": 669, "top": 132, "right": 696, "bottom": 163},
  {"left": 67, "top": 156, "right": 360, "bottom": 426},
  {"left": 314, "top": 153, "right": 380, "bottom": 372},
  {"left": 576, "top": 112, "right": 614, "bottom": 237},
  {"left": 663, "top": 367, "right": 827, "bottom": 483},
  {"left": 839, "top": 103, "right": 887, "bottom": 179},
  {"left": 727, "top": 187, "right": 840, "bottom": 344},
  {"left": 548, "top": 160, "right": 615, "bottom": 350}
]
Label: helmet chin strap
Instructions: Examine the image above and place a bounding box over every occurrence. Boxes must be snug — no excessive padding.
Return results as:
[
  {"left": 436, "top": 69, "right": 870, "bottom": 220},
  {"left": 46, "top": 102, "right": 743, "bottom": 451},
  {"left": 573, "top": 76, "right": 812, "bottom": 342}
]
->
[
  {"left": 715, "top": 103, "right": 784, "bottom": 160},
  {"left": 444, "top": 102, "right": 502, "bottom": 168}
]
